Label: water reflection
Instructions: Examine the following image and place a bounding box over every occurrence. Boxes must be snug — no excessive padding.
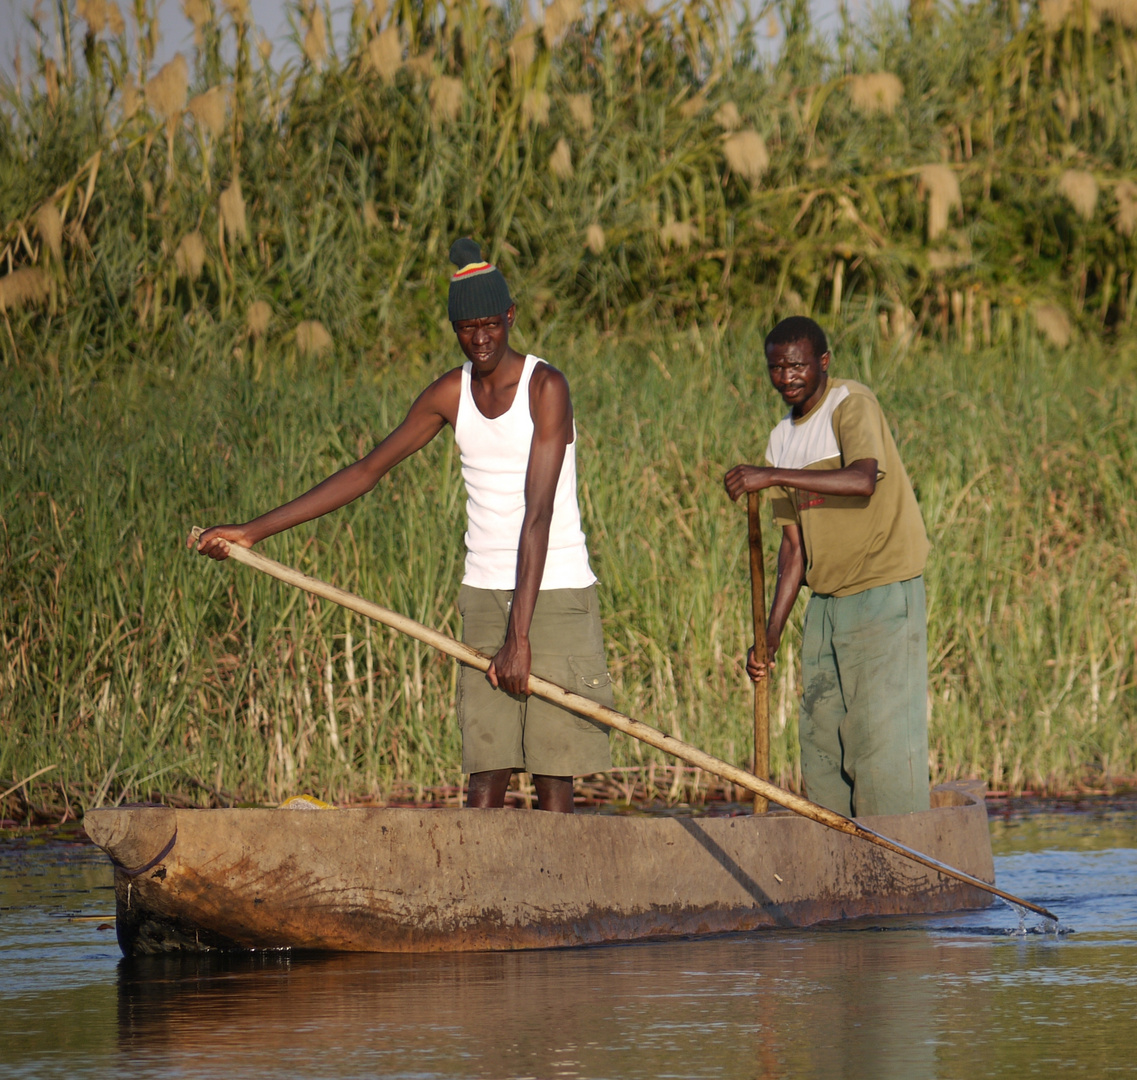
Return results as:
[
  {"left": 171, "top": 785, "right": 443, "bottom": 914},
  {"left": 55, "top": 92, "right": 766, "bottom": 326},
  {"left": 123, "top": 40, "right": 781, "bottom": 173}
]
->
[
  {"left": 115, "top": 932, "right": 951, "bottom": 1079},
  {"left": 108, "top": 922, "right": 1137, "bottom": 1078}
]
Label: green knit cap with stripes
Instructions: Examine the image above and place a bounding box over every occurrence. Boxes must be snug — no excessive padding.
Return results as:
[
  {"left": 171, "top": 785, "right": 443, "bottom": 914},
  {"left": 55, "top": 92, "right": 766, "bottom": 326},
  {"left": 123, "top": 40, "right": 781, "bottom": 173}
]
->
[{"left": 448, "top": 238, "right": 513, "bottom": 322}]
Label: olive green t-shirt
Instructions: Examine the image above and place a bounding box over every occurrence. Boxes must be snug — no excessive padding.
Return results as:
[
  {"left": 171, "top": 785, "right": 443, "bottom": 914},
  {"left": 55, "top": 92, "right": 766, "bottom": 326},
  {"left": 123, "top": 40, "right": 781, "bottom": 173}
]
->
[{"left": 765, "top": 378, "right": 928, "bottom": 597}]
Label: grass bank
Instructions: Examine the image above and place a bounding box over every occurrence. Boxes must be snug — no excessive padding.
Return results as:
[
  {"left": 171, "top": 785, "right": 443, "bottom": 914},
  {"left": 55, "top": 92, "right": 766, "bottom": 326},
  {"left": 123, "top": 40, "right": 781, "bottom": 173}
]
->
[{"left": 2, "top": 316, "right": 1135, "bottom": 815}]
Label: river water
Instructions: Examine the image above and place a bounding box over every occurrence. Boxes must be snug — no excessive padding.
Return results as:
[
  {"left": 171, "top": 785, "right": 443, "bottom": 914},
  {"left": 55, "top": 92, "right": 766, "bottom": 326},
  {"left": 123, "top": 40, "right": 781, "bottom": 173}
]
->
[{"left": 2, "top": 802, "right": 1135, "bottom": 1079}]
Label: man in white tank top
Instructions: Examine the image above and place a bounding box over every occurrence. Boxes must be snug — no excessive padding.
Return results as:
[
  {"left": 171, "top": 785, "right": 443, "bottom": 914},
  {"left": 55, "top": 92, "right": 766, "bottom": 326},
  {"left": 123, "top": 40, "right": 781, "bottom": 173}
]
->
[{"left": 191, "top": 238, "right": 612, "bottom": 812}]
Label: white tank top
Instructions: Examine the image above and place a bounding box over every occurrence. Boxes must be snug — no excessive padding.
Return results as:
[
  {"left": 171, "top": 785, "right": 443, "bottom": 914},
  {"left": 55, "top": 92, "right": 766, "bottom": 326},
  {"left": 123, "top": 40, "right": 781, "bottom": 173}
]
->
[{"left": 454, "top": 354, "right": 597, "bottom": 590}]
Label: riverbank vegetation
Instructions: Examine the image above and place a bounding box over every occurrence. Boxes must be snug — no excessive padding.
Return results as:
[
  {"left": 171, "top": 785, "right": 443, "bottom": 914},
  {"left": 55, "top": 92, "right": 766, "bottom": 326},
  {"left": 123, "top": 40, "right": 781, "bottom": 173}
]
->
[
  {"left": 1, "top": 0, "right": 1135, "bottom": 815},
  {"left": 3, "top": 320, "right": 1135, "bottom": 815}
]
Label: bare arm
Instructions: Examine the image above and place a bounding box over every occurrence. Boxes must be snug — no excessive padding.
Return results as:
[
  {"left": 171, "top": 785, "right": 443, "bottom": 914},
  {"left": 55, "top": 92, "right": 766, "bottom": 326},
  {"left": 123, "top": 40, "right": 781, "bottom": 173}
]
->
[
  {"left": 487, "top": 365, "right": 573, "bottom": 696},
  {"left": 746, "top": 524, "right": 805, "bottom": 683},
  {"left": 189, "top": 371, "right": 460, "bottom": 559},
  {"left": 724, "top": 458, "right": 878, "bottom": 502}
]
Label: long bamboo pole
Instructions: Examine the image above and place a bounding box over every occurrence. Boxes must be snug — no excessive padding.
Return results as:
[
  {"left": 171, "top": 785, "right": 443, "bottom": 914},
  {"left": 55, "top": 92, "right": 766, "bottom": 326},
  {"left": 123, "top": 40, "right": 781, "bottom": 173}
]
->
[
  {"left": 747, "top": 492, "right": 769, "bottom": 815},
  {"left": 190, "top": 529, "right": 1058, "bottom": 923}
]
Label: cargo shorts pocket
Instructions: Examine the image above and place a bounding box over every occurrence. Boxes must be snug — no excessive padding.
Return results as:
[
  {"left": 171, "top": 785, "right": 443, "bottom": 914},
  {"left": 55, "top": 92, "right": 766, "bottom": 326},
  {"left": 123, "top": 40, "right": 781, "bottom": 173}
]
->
[
  {"left": 567, "top": 655, "right": 613, "bottom": 727},
  {"left": 569, "top": 655, "right": 610, "bottom": 692},
  {"left": 563, "top": 587, "right": 594, "bottom": 616}
]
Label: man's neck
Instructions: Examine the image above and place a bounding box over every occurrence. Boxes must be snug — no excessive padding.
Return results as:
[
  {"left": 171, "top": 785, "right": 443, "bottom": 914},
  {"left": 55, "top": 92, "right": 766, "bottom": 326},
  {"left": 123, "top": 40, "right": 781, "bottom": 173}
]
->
[{"left": 793, "top": 374, "right": 829, "bottom": 419}]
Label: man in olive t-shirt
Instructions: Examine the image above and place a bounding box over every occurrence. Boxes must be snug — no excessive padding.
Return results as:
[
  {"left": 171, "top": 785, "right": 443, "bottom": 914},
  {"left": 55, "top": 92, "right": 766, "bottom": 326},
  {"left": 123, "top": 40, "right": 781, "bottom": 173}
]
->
[{"left": 725, "top": 316, "right": 930, "bottom": 817}]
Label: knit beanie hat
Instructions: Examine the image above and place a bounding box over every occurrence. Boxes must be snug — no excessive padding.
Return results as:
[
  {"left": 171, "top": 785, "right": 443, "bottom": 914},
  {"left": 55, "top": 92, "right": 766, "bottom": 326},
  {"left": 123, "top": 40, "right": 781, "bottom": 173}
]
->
[{"left": 448, "top": 238, "right": 513, "bottom": 322}]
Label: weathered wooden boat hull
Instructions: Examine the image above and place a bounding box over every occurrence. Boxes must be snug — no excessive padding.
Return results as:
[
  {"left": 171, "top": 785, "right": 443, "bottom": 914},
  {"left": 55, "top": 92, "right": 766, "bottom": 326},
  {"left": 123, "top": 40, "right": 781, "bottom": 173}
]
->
[{"left": 84, "top": 783, "right": 994, "bottom": 956}]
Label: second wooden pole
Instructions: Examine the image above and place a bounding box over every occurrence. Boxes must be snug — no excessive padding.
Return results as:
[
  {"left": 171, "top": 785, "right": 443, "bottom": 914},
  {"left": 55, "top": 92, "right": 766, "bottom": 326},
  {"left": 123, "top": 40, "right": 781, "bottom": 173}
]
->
[{"left": 747, "top": 492, "right": 770, "bottom": 814}]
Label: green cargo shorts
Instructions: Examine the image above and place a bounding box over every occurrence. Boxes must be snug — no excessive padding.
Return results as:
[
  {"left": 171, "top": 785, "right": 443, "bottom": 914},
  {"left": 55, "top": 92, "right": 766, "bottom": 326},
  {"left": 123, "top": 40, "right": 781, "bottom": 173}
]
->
[{"left": 457, "top": 584, "right": 613, "bottom": 776}]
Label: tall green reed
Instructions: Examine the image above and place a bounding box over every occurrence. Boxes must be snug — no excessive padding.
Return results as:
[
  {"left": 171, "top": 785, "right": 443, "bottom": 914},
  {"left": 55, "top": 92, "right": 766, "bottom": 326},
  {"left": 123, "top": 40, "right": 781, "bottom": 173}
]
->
[{"left": 2, "top": 315, "right": 1135, "bottom": 812}]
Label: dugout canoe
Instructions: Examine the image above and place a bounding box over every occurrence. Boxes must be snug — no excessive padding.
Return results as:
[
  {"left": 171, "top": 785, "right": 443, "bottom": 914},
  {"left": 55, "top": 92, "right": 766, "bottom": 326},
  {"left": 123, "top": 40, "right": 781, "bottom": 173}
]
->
[{"left": 84, "top": 781, "right": 995, "bottom": 956}]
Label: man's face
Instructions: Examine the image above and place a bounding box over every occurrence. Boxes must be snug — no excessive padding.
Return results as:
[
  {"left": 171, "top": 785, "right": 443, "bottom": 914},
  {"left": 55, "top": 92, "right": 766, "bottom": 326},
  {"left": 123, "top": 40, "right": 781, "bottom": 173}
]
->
[
  {"left": 453, "top": 306, "right": 515, "bottom": 373},
  {"left": 766, "top": 338, "right": 830, "bottom": 417}
]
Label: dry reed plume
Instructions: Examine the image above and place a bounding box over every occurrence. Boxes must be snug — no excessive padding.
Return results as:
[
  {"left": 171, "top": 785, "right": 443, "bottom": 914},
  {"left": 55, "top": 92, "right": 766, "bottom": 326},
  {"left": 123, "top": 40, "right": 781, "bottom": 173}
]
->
[
  {"left": 920, "top": 164, "right": 962, "bottom": 240},
  {"left": 295, "top": 319, "right": 333, "bottom": 357},
  {"left": 1115, "top": 180, "right": 1137, "bottom": 236},
  {"left": 522, "top": 89, "right": 551, "bottom": 127},
  {"left": 1059, "top": 169, "right": 1099, "bottom": 220},
  {"left": 1039, "top": 0, "right": 1071, "bottom": 32},
  {"left": 367, "top": 27, "right": 401, "bottom": 83},
  {"left": 246, "top": 299, "right": 272, "bottom": 336},
  {"left": 147, "top": 54, "right": 190, "bottom": 176},
  {"left": 182, "top": 0, "right": 213, "bottom": 40},
  {"left": 713, "top": 101, "right": 742, "bottom": 131},
  {"left": 544, "top": 0, "right": 583, "bottom": 47},
  {"left": 303, "top": 4, "right": 328, "bottom": 66},
  {"left": 585, "top": 223, "right": 605, "bottom": 254},
  {"left": 509, "top": 21, "right": 538, "bottom": 78},
  {"left": 188, "top": 87, "right": 227, "bottom": 139},
  {"left": 77, "top": 0, "right": 106, "bottom": 33},
  {"left": 549, "top": 137, "right": 573, "bottom": 179},
  {"left": 660, "top": 220, "right": 698, "bottom": 250},
  {"left": 146, "top": 54, "right": 189, "bottom": 121},
  {"left": 77, "top": 0, "right": 123, "bottom": 35},
  {"left": 219, "top": 178, "right": 248, "bottom": 242},
  {"left": 679, "top": 92, "right": 707, "bottom": 119},
  {"left": 0, "top": 267, "right": 50, "bottom": 312},
  {"left": 567, "top": 93, "right": 593, "bottom": 133},
  {"left": 722, "top": 130, "right": 769, "bottom": 182},
  {"left": 34, "top": 204, "right": 63, "bottom": 262},
  {"left": 223, "top": 0, "right": 250, "bottom": 23},
  {"left": 429, "top": 77, "right": 464, "bottom": 125},
  {"left": 847, "top": 72, "right": 903, "bottom": 116},
  {"left": 1093, "top": 0, "right": 1137, "bottom": 27},
  {"left": 404, "top": 50, "right": 436, "bottom": 79},
  {"left": 174, "top": 231, "right": 207, "bottom": 280},
  {"left": 355, "top": 0, "right": 377, "bottom": 33},
  {"left": 1034, "top": 302, "right": 1073, "bottom": 347}
]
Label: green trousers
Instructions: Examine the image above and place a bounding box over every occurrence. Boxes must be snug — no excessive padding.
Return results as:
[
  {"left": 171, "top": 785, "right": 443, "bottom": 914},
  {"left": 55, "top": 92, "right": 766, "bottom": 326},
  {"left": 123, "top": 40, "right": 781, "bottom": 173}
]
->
[{"left": 799, "top": 576, "right": 930, "bottom": 817}]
